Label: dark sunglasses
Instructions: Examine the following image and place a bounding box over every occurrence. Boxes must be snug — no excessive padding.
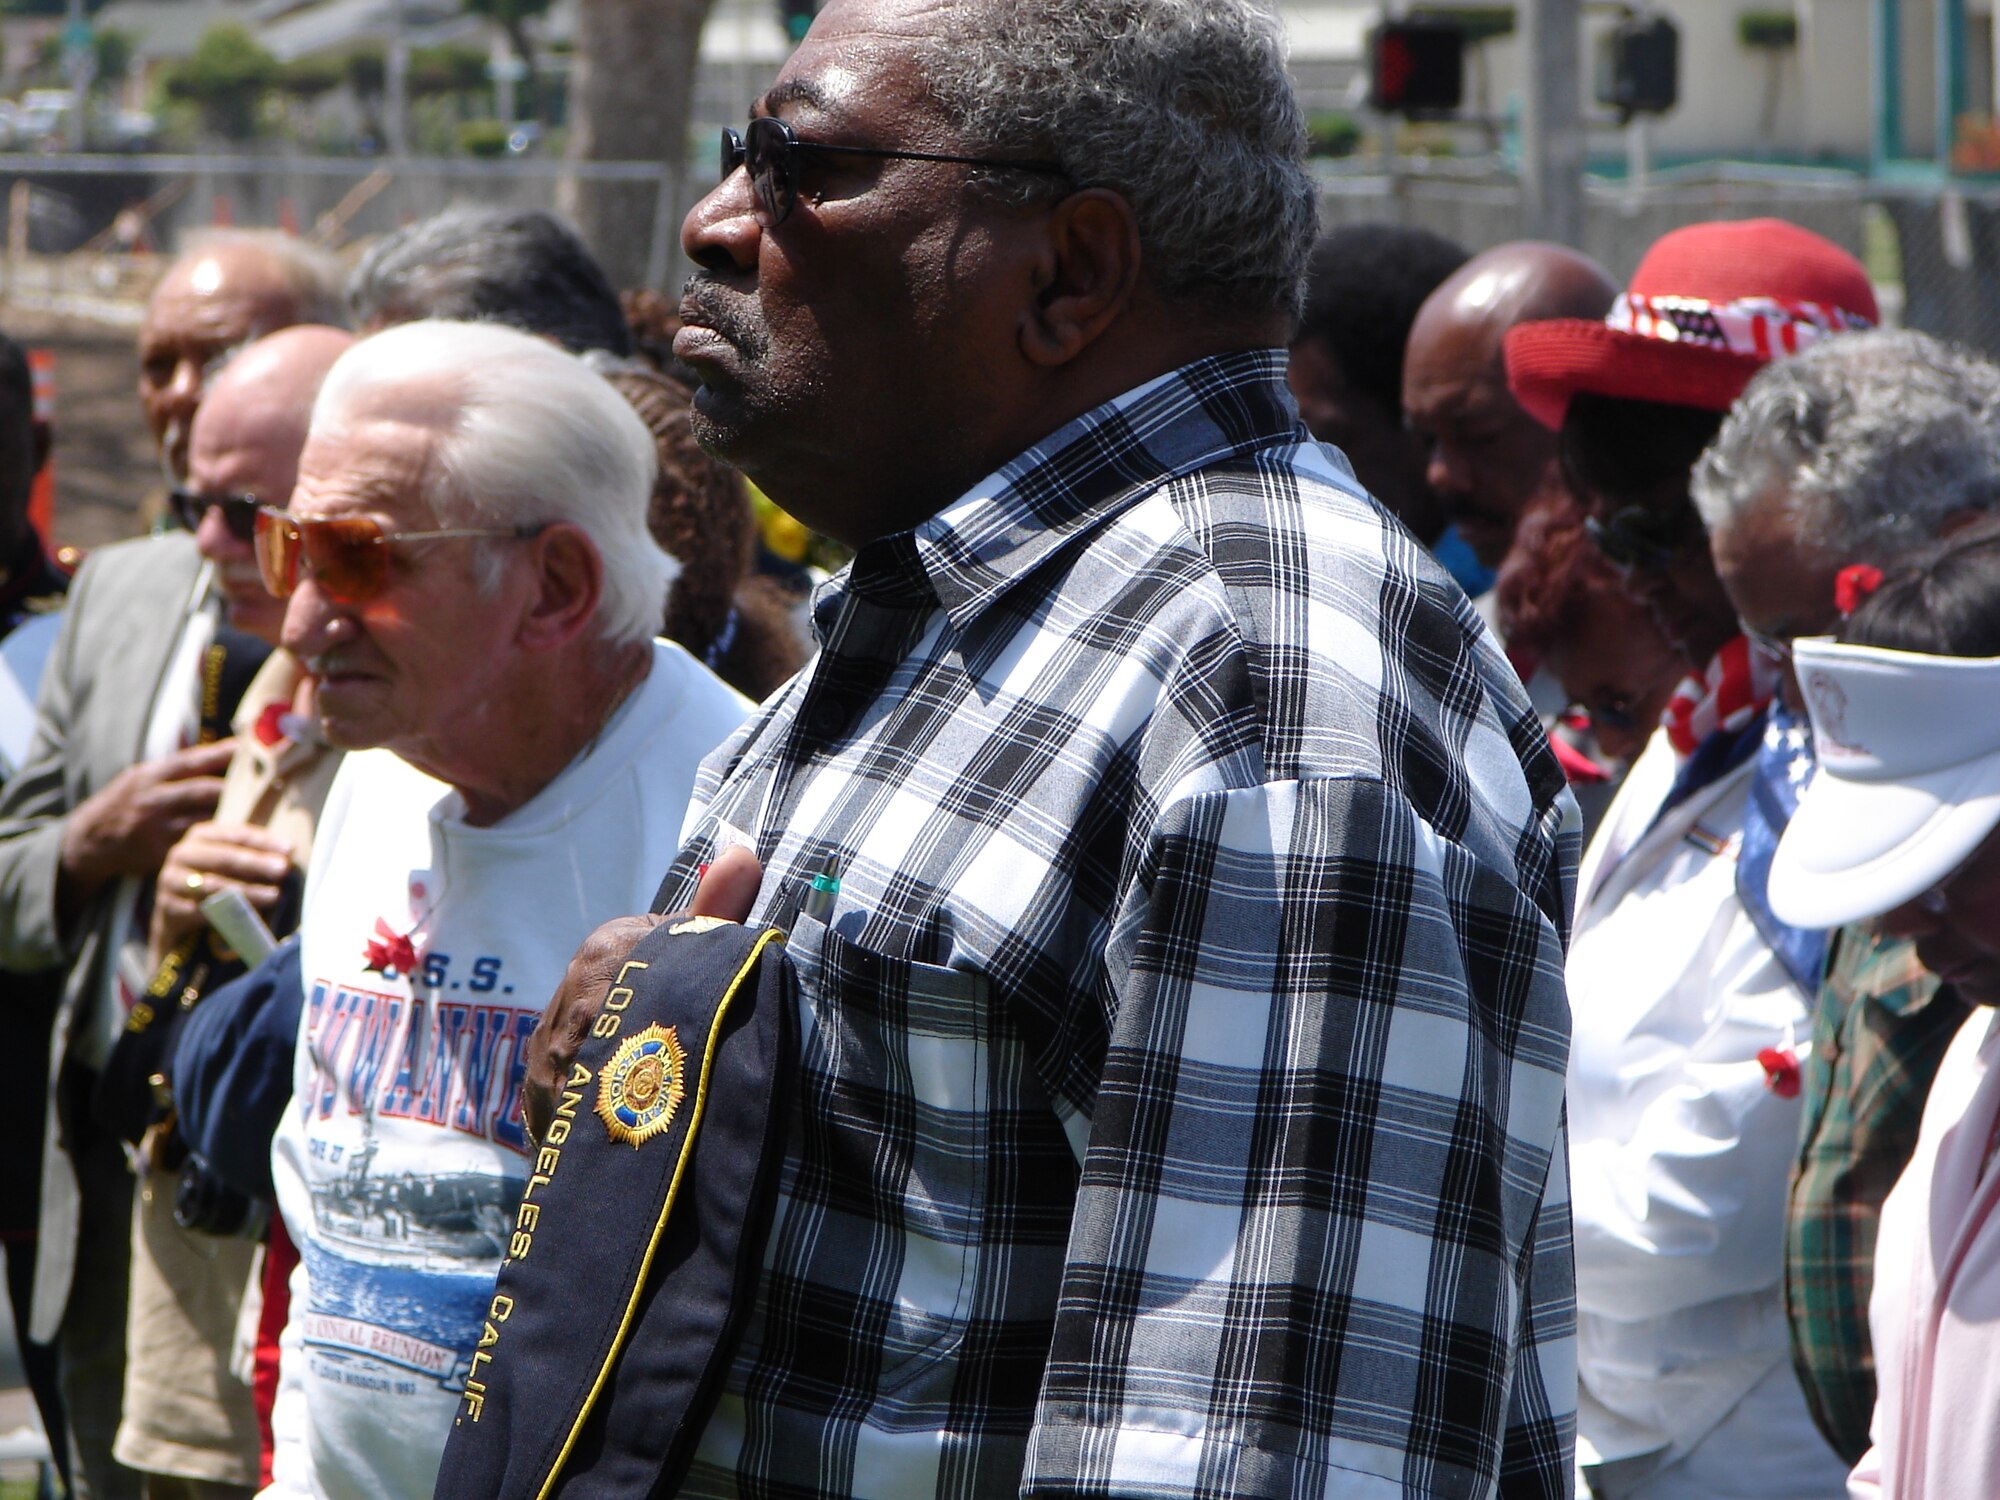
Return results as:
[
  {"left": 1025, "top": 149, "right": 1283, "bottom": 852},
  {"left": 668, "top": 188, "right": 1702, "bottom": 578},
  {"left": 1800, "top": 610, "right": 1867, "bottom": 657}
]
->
[
  {"left": 169, "top": 486, "right": 262, "bottom": 542},
  {"left": 720, "top": 116, "right": 1067, "bottom": 227},
  {"left": 1585, "top": 500, "right": 1705, "bottom": 574},
  {"left": 1568, "top": 697, "right": 1641, "bottom": 732},
  {"left": 254, "top": 508, "right": 543, "bottom": 604}
]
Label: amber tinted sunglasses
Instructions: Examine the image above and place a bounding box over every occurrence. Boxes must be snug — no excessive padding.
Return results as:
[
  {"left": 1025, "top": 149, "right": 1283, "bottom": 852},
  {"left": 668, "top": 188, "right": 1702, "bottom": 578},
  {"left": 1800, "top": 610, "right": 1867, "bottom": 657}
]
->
[{"left": 254, "top": 508, "right": 543, "bottom": 603}]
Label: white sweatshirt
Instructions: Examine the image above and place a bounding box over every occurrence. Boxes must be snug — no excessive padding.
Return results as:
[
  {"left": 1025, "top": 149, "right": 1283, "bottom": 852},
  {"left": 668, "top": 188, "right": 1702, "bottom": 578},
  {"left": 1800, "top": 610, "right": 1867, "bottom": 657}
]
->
[{"left": 264, "top": 641, "right": 748, "bottom": 1500}]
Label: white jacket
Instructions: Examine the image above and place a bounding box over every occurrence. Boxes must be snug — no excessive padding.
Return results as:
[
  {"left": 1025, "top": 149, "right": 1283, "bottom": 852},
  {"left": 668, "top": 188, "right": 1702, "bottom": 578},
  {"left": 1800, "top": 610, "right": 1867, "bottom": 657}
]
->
[
  {"left": 1567, "top": 727, "right": 1846, "bottom": 1495},
  {"left": 264, "top": 641, "right": 749, "bottom": 1500}
]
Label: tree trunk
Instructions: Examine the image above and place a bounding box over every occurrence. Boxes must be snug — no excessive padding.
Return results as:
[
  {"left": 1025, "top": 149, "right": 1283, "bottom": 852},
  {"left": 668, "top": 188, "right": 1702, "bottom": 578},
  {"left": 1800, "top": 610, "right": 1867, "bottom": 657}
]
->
[
  {"left": 504, "top": 15, "right": 540, "bottom": 122},
  {"left": 559, "top": 0, "right": 717, "bottom": 291},
  {"left": 1758, "top": 48, "right": 1782, "bottom": 152}
]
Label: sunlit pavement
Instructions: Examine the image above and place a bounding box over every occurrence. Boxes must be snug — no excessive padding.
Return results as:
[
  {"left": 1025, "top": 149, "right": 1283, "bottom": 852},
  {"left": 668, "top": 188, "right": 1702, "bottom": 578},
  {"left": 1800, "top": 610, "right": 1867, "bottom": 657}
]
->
[{"left": 0, "top": 1281, "right": 54, "bottom": 1485}]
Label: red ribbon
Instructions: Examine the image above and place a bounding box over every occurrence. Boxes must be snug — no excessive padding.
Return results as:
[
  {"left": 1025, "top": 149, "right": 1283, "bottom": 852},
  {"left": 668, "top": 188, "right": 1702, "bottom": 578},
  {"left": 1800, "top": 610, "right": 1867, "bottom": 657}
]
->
[{"left": 1757, "top": 1045, "right": 1802, "bottom": 1098}]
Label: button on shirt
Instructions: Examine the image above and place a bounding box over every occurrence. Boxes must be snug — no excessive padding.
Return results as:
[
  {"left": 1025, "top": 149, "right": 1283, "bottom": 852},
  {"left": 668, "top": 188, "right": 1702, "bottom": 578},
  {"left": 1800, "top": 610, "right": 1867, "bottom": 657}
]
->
[{"left": 660, "top": 353, "right": 1580, "bottom": 1500}]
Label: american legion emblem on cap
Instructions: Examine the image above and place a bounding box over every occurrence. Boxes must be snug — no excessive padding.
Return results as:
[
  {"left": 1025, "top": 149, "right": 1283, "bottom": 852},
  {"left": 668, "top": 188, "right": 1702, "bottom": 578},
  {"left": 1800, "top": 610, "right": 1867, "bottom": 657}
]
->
[{"left": 596, "top": 1023, "right": 688, "bottom": 1147}]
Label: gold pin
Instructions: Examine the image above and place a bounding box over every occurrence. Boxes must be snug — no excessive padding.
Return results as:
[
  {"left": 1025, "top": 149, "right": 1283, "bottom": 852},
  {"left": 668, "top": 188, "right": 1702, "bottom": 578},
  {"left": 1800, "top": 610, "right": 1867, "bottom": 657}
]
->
[{"left": 596, "top": 1024, "right": 688, "bottom": 1148}]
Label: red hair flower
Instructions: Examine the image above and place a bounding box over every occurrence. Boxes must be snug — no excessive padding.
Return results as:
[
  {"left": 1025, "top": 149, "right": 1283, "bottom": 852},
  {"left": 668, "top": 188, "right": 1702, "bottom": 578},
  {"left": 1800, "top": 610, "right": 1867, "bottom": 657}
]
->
[
  {"left": 1758, "top": 1045, "right": 1802, "bottom": 1098},
  {"left": 1834, "top": 564, "right": 1884, "bottom": 618}
]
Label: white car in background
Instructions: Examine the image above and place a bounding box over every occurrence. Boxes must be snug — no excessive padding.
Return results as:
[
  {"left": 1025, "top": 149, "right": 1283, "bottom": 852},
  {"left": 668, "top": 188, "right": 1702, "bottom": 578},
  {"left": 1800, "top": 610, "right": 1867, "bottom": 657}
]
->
[{"left": 16, "top": 90, "right": 73, "bottom": 147}]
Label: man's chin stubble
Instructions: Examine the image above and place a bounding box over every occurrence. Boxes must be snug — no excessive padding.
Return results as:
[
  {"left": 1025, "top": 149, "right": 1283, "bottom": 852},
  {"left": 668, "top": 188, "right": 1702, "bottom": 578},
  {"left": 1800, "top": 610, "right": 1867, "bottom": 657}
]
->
[{"left": 685, "top": 386, "right": 753, "bottom": 462}]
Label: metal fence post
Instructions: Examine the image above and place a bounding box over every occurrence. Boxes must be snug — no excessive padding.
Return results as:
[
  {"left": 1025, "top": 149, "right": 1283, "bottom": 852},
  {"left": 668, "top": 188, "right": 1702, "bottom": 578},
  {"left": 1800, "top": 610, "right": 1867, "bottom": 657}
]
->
[
  {"left": 1939, "top": 0, "right": 1967, "bottom": 170},
  {"left": 1520, "top": 0, "right": 1585, "bottom": 245}
]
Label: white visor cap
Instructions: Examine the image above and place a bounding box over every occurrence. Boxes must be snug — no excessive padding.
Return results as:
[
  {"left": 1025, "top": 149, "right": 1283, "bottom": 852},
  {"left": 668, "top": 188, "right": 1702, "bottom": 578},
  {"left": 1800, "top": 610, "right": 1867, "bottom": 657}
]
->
[{"left": 1770, "top": 637, "right": 2000, "bottom": 929}]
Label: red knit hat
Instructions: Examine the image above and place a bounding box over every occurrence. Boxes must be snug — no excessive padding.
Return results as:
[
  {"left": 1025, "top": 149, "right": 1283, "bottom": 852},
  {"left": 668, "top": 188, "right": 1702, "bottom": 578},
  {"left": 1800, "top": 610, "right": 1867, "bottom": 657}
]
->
[{"left": 1503, "top": 218, "right": 1878, "bottom": 430}]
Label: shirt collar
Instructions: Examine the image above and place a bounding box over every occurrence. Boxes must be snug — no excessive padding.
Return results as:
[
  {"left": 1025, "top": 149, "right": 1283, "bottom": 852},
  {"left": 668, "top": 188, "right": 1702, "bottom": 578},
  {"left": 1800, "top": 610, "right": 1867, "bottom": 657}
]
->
[{"left": 828, "top": 349, "right": 1301, "bottom": 635}]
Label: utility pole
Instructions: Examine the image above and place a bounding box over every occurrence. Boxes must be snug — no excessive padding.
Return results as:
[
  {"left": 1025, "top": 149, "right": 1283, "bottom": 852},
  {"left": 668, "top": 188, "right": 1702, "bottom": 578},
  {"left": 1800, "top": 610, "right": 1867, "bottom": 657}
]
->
[
  {"left": 1624, "top": 113, "right": 1651, "bottom": 210},
  {"left": 1938, "top": 0, "right": 1966, "bottom": 169},
  {"left": 1871, "top": 0, "right": 1899, "bottom": 168},
  {"left": 386, "top": 0, "right": 410, "bottom": 157},
  {"left": 490, "top": 33, "right": 521, "bottom": 125},
  {"left": 62, "top": 0, "right": 93, "bottom": 151},
  {"left": 1519, "top": 0, "right": 1584, "bottom": 246}
]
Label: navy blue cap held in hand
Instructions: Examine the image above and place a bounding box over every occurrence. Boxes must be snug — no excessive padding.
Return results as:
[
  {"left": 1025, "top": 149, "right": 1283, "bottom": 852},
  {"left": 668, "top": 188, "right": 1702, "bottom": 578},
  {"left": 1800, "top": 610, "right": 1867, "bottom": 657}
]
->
[
  {"left": 432, "top": 917, "right": 796, "bottom": 1500},
  {"left": 174, "top": 933, "right": 304, "bottom": 1203}
]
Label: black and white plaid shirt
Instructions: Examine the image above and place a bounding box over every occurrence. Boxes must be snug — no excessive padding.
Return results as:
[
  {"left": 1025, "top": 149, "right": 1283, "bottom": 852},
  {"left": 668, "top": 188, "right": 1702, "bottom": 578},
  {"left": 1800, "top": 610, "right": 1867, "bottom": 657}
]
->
[{"left": 665, "top": 352, "right": 1578, "bottom": 1499}]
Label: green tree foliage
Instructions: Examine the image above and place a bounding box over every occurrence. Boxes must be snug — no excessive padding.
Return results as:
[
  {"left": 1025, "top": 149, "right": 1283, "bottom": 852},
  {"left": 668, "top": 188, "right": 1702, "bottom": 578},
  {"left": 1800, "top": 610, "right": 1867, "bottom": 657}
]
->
[
  {"left": 0, "top": 0, "right": 111, "bottom": 15},
  {"left": 92, "top": 25, "right": 131, "bottom": 87},
  {"left": 342, "top": 46, "right": 387, "bottom": 146},
  {"left": 26, "top": 32, "right": 61, "bottom": 86},
  {"left": 1737, "top": 9, "right": 1799, "bottom": 48},
  {"left": 1412, "top": 5, "right": 1514, "bottom": 43},
  {"left": 277, "top": 55, "right": 342, "bottom": 103},
  {"left": 163, "top": 23, "right": 278, "bottom": 139},
  {"left": 458, "top": 117, "right": 510, "bottom": 156},
  {"left": 410, "top": 43, "right": 490, "bottom": 100},
  {"left": 465, "top": 0, "right": 551, "bottom": 119},
  {"left": 345, "top": 46, "right": 386, "bottom": 98},
  {"left": 1306, "top": 111, "right": 1362, "bottom": 158}
]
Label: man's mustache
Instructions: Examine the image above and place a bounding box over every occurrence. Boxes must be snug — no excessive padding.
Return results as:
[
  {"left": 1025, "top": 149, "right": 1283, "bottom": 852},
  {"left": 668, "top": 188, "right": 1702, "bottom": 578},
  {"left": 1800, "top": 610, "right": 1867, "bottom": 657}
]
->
[{"left": 680, "top": 275, "right": 770, "bottom": 360}]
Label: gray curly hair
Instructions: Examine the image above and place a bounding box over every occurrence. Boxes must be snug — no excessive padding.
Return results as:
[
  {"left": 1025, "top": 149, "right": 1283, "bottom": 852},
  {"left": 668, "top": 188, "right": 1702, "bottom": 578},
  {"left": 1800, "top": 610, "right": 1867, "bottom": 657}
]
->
[
  {"left": 1692, "top": 329, "right": 2000, "bottom": 556},
  {"left": 920, "top": 0, "right": 1317, "bottom": 321}
]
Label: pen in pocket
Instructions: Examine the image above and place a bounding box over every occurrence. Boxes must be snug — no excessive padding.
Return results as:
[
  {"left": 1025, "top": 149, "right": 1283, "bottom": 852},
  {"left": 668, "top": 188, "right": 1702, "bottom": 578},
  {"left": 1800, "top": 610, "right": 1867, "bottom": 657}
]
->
[{"left": 799, "top": 854, "right": 842, "bottom": 924}]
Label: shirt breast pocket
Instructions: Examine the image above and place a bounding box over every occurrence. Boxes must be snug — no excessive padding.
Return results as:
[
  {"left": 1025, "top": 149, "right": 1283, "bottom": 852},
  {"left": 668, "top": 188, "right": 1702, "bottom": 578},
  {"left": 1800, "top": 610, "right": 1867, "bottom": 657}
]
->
[{"left": 781, "top": 911, "right": 989, "bottom": 1396}]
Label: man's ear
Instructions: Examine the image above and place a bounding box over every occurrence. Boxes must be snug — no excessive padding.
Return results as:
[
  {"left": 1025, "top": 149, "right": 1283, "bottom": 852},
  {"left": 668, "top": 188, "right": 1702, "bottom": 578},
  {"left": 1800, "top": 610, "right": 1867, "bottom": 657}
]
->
[
  {"left": 517, "top": 521, "right": 606, "bottom": 653},
  {"left": 1019, "top": 189, "right": 1142, "bottom": 368}
]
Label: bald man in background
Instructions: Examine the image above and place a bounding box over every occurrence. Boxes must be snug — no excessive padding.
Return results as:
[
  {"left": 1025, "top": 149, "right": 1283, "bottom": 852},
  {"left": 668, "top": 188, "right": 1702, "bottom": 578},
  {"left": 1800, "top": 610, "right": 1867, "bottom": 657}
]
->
[
  {"left": 137, "top": 231, "right": 344, "bottom": 481},
  {"left": 116, "top": 326, "right": 353, "bottom": 1500},
  {"left": 0, "top": 323, "right": 343, "bottom": 1500},
  {"left": 1404, "top": 242, "right": 1618, "bottom": 569}
]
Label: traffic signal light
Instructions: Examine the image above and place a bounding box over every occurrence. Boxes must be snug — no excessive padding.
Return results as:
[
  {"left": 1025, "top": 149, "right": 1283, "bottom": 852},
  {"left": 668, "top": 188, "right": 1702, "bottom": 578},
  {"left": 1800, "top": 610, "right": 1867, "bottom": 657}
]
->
[
  {"left": 1368, "top": 20, "right": 1464, "bottom": 115},
  {"left": 1600, "top": 14, "right": 1679, "bottom": 118},
  {"left": 777, "top": 0, "right": 817, "bottom": 44}
]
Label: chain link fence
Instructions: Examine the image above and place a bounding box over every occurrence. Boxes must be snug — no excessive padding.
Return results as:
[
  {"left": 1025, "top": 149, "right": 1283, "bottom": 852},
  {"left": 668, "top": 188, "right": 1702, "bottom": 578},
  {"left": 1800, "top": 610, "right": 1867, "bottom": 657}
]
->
[
  {"left": 2, "top": 153, "right": 1998, "bottom": 356},
  {"left": 1314, "top": 159, "right": 2000, "bottom": 357},
  {"left": 0, "top": 151, "right": 689, "bottom": 323},
  {"left": 1871, "top": 187, "right": 2000, "bottom": 358}
]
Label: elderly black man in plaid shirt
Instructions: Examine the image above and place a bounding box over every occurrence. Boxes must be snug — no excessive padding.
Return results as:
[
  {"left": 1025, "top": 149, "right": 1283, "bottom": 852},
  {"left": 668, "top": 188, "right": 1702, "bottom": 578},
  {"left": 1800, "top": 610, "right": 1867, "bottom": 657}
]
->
[{"left": 525, "top": 0, "right": 1582, "bottom": 1495}]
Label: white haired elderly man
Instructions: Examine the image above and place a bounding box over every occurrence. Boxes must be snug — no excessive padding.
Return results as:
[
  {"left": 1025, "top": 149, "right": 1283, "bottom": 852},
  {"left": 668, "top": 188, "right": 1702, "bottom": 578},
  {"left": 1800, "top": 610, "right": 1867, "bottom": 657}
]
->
[{"left": 258, "top": 319, "right": 749, "bottom": 1500}]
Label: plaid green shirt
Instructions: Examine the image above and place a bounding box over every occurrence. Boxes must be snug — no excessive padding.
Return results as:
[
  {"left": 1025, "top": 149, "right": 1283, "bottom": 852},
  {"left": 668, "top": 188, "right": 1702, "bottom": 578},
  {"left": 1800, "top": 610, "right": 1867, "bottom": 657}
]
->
[{"left": 1785, "top": 926, "right": 1971, "bottom": 1464}]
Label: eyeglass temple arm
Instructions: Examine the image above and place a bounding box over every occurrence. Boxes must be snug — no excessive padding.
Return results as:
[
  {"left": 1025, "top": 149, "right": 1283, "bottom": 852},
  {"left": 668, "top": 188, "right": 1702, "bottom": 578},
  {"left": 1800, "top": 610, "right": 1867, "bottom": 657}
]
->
[
  {"left": 255, "top": 510, "right": 547, "bottom": 545},
  {"left": 385, "top": 523, "right": 549, "bottom": 543},
  {"left": 776, "top": 139, "right": 1066, "bottom": 176}
]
